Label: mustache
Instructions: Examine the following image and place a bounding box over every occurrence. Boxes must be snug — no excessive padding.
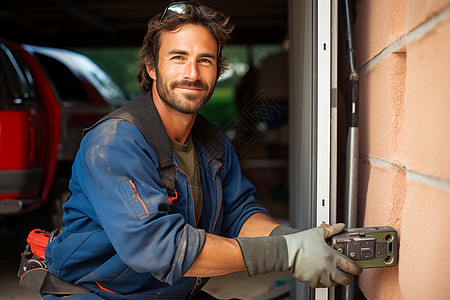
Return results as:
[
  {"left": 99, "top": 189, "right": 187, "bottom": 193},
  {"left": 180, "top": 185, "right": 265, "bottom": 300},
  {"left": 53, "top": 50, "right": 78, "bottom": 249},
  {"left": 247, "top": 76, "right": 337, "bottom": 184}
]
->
[{"left": 171, "top": 79, "right": 208, "bottom": 89}]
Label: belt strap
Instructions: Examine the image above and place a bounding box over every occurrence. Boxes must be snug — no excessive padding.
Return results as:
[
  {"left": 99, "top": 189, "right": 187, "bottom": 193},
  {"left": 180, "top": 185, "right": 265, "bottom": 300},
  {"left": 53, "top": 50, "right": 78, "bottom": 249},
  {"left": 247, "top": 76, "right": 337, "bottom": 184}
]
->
[{"left": 20, "top": 268, "right": 91, "bottom": 295}]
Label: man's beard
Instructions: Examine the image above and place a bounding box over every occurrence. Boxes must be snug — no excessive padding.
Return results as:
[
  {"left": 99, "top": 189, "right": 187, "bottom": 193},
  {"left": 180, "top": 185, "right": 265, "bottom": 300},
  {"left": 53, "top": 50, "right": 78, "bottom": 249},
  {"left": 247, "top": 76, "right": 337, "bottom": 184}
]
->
[{"left": 155, "top": 66, "right": 214, "bottom": 114}]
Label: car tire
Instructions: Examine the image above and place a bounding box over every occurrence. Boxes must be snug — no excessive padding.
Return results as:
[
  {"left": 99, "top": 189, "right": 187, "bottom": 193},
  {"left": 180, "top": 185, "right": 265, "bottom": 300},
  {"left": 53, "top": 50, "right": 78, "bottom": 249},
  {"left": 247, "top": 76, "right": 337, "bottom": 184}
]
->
[
  {"left": 45, "top": 178, "right": 71, "bottom": 230},
  {"left": 12, "top": 178, "right": 69, "bottom": 253}
]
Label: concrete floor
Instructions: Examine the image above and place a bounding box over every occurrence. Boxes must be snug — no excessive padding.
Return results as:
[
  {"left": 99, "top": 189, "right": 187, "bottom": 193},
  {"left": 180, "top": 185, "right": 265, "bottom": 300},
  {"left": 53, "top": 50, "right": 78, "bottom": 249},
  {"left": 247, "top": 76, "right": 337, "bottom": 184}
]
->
[
  {"left": 0, "top": 226, "right": 290, "bottom": 300},
  {"left": 0, "top": 226, "right": 42, "bottom": 300},
  {"left": 203, "top": 271, "right": 290, "bottom": 299}
]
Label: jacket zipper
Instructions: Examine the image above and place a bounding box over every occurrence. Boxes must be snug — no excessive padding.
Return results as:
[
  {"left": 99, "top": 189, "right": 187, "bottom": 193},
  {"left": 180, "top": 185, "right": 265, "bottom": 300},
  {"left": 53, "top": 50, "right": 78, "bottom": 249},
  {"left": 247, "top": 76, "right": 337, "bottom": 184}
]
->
[
  {"left": 190, "top": 277, "right": 203, "bottom": 296},
  {"left": 211, "top": 162, "right": 223, "bottom": 233},
  {"left": 176, "top": 166, "right": 197, "bottom": 228}
]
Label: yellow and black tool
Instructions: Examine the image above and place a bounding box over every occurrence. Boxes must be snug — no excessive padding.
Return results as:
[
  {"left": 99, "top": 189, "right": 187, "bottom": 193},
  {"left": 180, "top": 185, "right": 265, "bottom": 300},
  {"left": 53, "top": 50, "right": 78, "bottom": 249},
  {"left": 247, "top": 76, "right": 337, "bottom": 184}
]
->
[{"left": 330, "top": 226, "right": 398, "bottom": 269}]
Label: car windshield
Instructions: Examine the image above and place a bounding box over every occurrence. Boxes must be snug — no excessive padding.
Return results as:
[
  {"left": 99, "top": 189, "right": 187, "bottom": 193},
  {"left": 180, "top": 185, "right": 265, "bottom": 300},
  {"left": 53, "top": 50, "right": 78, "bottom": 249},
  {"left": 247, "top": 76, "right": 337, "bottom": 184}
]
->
[{"left": 28, "top": 46, "right": 130, "bottom": 107}]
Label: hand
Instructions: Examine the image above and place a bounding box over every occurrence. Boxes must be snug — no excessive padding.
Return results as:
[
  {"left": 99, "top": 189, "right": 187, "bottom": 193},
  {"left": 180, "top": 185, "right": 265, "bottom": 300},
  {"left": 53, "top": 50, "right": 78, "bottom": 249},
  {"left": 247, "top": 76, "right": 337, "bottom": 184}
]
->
[{"left": 284, "top": 223, "right": 362, "bottom": 288}]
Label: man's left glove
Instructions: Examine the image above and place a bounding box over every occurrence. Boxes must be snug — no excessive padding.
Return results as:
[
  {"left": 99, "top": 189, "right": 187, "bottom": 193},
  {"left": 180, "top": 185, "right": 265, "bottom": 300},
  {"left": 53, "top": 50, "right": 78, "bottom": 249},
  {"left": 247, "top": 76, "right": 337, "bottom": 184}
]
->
[{"left": 235, "top": 223, "right": 362, "bottom": 288}]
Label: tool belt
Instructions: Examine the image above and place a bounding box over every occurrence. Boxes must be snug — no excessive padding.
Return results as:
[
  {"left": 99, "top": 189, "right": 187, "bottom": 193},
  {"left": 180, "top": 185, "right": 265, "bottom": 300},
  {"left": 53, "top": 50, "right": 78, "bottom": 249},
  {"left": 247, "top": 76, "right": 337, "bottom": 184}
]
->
[{"left": 18, "top": 228, "right": 91, "bottom": 295}]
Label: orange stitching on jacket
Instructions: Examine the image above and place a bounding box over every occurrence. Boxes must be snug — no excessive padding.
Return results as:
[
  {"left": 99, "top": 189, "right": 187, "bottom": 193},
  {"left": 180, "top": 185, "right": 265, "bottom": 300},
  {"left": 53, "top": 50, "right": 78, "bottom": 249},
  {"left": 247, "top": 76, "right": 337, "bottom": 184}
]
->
[
  {"left": 168, "top": 189, "right": 178, "bottom": 205},
  {"left": 95, "top": 281, "right": 119, "bottom": 294},
  {"left": 129, "top": 180, "right": 150, "bottom": 215}
]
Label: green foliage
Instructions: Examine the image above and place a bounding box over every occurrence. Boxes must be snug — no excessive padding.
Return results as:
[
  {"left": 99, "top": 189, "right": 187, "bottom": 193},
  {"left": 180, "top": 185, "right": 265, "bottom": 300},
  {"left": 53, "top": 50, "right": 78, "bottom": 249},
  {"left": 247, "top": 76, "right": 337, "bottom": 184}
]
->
[
  {"left": 200, "top": 87, "right": 236, "bottom": 129},
  {"left": 73, "top": 47, "right": 141, "bottom": 96}
]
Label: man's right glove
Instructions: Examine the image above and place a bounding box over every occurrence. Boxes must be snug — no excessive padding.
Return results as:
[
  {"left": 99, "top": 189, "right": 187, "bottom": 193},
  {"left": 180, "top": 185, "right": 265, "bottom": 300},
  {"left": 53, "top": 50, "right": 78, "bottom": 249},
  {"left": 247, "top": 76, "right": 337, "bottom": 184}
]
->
[{"left": 235, "top": 223, "right": 362, "bottom": 288}]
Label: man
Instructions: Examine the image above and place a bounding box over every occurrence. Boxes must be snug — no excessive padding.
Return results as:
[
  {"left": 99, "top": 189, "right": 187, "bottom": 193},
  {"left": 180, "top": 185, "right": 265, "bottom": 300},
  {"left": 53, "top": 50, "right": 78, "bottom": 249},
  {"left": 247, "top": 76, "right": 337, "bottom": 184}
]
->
[{"left": 44, "top": 2, "right": 361, "bottom": 299}]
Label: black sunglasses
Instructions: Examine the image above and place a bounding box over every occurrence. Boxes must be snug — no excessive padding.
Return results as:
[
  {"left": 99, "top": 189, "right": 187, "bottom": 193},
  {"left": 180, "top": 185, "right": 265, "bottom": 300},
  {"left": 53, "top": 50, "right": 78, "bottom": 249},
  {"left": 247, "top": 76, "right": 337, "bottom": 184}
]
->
[{"left": 159, "top": 1, "right": 217, "bottom": 21}]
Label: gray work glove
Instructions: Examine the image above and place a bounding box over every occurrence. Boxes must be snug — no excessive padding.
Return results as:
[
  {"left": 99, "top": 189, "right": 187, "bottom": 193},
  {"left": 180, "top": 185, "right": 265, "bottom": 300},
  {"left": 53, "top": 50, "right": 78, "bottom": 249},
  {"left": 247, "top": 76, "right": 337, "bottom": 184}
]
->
[
  {"left": 269, "top": 224, "right": 301, "bottom": 236},
  {"left": 235, "top": 223, "right": 362, "bottom": 288}
]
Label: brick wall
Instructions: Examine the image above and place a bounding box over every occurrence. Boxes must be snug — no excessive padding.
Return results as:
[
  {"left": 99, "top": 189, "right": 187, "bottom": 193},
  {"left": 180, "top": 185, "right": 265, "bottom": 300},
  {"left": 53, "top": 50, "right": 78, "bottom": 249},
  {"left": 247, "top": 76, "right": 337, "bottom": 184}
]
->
[{"left": 353, "top": 0, "right": 450, "bottom": 299}]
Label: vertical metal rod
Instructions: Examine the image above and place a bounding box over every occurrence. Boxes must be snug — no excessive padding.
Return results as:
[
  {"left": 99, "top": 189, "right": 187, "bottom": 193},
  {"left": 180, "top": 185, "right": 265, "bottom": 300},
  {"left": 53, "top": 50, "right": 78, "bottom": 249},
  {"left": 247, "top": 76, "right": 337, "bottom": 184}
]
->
[{"left": 342, "top": 0, "right": 359, "bottom": 299}]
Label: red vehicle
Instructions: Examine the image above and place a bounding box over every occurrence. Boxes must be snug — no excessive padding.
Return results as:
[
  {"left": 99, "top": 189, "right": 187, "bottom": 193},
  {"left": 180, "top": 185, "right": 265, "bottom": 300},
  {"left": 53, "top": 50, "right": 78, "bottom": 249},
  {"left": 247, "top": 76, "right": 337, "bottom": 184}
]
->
[{"left": 0, "top": 40, "right": 130, "bottom": 235}]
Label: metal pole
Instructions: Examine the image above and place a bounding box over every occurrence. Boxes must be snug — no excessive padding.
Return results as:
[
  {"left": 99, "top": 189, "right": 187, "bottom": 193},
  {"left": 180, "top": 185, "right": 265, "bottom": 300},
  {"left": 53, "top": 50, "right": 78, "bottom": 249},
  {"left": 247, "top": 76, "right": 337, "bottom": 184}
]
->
[{"left": 342, "top": 0, "right": 359, "bottom": 299}]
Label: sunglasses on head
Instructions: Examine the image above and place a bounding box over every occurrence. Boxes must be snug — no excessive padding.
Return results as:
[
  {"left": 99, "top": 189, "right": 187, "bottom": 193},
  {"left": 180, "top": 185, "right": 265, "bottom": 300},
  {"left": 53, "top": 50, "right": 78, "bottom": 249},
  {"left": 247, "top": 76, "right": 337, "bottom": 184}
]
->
[{"left": 159, "top": 1, "right": 217, "bottom": 21}]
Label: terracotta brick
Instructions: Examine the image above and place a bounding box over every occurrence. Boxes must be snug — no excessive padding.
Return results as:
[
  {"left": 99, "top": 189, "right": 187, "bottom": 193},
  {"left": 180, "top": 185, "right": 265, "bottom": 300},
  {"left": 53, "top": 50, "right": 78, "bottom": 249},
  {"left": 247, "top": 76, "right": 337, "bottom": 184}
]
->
[
  {"left": 357, "top": 158, "right": 406, "bottom": 298},
  {"left": 359, "top": 53, "right": 406, "bottom": 165},
  {"left": 357, "top": 157, "right": 406, "bottom": 228},
  {"left": 406, "top": 0, "right": 450, "bottom": 33},
  {"left": 399, "top": 180, "right": 450, "bottom": 299},
  {"left": 354, "top": 0, "right": 406, "bottom": 67},
  {"left": 405, "top": 20, "right": 450, "bottom": 181},
  {"left": 359, "top": 267, "right": 402, "bottom": 300}
]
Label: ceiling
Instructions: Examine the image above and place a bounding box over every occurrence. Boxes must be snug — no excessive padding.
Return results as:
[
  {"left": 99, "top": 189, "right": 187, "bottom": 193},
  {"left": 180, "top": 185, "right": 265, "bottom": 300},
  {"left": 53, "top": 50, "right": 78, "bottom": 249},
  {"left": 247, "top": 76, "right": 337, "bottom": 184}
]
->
[{"left": 0, "top": 0, "right": 288, "bottom": 48}]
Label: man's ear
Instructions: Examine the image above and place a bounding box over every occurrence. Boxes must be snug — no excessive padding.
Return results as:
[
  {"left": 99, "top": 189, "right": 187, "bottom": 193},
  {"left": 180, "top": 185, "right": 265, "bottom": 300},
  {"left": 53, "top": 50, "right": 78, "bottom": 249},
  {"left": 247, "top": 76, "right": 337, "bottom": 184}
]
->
[{"left": 146, "top": 64, "right": 156, "bottom": 80}]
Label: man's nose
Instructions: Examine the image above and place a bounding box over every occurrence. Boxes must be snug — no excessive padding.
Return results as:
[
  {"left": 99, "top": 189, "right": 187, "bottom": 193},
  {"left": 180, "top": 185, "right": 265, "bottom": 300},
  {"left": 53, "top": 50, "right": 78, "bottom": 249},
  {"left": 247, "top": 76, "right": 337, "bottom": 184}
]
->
[{"left": 183, "top": 60, "right": 199, "bottom": 80}]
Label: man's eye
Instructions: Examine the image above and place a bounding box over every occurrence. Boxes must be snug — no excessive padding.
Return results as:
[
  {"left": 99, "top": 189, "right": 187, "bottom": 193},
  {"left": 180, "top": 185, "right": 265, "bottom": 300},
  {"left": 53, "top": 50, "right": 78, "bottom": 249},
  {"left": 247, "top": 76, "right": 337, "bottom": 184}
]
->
[
  {"left": 172, "top": 56, "right": 184, "bottom": 61},
  {"left": 200, "top": 58, "right": 212, "bottom": 64}
]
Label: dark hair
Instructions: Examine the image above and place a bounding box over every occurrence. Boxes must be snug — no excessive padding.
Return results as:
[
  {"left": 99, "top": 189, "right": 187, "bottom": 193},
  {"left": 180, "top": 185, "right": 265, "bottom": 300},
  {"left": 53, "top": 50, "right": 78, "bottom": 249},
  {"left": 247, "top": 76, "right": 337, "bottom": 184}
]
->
[{"left": 136, "top": 3, "right": 234, "bottom": 92}]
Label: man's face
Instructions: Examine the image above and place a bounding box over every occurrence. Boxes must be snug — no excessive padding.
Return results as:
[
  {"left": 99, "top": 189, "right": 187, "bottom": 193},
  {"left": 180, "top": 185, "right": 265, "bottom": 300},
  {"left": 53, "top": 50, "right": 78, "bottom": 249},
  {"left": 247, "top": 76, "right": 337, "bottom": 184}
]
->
[{"left": 147, "top": 23, "right": 218, "bottom": 114}]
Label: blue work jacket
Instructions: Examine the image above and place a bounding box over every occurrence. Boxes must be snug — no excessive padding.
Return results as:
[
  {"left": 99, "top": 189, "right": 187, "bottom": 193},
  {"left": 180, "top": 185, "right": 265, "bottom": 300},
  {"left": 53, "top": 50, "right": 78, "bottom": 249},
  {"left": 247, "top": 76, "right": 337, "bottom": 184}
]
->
[{"left": 44, "top": 118, "right": 269, "bottom": 299}]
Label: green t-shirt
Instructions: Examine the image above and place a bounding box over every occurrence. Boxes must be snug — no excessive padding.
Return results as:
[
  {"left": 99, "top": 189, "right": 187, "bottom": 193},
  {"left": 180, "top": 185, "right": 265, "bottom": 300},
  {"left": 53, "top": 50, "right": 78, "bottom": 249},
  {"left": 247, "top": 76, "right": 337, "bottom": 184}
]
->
[{"left": 170, "top": 134, "right": 203, "bottom": 225}]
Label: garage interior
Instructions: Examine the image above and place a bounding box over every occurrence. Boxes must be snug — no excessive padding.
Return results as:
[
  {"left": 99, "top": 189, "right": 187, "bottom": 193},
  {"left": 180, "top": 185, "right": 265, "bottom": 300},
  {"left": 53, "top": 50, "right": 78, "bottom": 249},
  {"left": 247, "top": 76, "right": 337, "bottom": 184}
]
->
[{"left": 1, "top": 1, "right": 296, "bottom": 299}]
